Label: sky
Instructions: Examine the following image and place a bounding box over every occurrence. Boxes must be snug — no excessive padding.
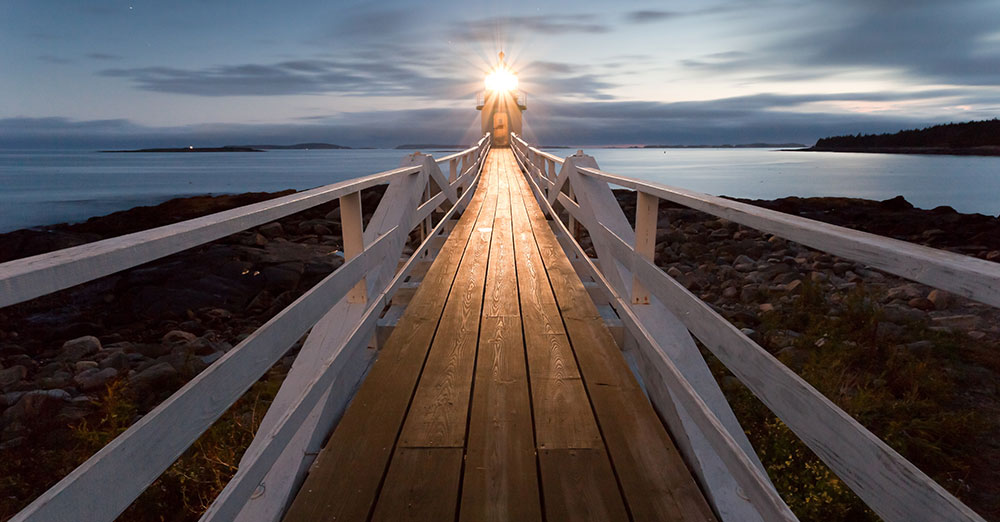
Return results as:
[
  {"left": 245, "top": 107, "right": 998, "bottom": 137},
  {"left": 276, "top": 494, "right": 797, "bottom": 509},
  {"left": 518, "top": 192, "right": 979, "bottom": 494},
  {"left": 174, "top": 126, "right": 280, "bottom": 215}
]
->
[{"left": 2, "top": 0, "right": 1000, "bottom": 148}]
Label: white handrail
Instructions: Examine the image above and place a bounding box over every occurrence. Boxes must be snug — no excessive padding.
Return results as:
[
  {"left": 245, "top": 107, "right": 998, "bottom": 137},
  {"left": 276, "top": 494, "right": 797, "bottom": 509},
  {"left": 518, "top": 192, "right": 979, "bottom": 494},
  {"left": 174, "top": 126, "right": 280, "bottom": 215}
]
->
[
  {"left": 9, "top": 135, "right": 492, "bottom": 522},
  {"left": 0, "top": 166, "right": 417, "bottom": 308},
  {"left": 510, "top": 133, "right": 989, "bottom": 522}
]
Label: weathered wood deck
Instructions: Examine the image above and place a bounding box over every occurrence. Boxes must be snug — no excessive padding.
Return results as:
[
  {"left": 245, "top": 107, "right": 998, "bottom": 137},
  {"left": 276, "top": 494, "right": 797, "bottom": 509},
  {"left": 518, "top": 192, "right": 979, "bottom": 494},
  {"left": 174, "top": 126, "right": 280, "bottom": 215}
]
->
[{"left": 282, "top": 149, "right": 716, "bottom": 521}]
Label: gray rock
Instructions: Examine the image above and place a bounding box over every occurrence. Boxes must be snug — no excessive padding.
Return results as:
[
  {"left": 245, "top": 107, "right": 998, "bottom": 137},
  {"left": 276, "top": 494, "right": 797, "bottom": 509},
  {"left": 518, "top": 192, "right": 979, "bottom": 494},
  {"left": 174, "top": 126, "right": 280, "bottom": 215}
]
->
[
  {"left": 908, "top": 297, "right": 935, "bottom": 311},
  {"left": 740, "top": 284, "right": 759, "bottom": 303},
  {"left": 201, "top": 351, "right": 224, "bottom": 365},
  {"left": 258, "top": 222, "right": 284, "bottom": 238},
  {"left": 733, "top": 254, "right": 755, "bottom": 266},
  {"left": 74, "top": 361, "right": 99, "bottom": 373},
  {"left": 666, "top": 266, "right": 683, "bottom": 278},
  {"left": 0, "top": 365, "right": 27, "bottom": 391},
  {"left": 2, "top": 389, "right": 71, "bottom": 425},
  {"left": 129, "top": 362, "right": 179, "bottom": 390},
  {"left": 73, "top": 367, "right": 118, "bottom": 391},
  {"left": 99, "top": 351, "right": 129, "bottom": 370},
  {"left": 882, "top": 304, "right": 925, "bottom": 324},
  {"left": 162, "top": 330, "right": 197, "bottom": 346},
  {"left": 887, "top": 284, "right": 923, "bottom": 301},
  {"left": 61, "top": 335, "right": 102, "bottom": 360}
]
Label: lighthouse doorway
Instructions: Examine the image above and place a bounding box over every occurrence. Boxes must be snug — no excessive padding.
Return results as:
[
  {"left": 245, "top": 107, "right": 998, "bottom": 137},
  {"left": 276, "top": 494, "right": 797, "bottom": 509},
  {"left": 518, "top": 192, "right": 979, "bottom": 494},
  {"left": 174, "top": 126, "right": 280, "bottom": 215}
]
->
[{"left": 493, "top": 112, "right": 509, "bottom": 147}]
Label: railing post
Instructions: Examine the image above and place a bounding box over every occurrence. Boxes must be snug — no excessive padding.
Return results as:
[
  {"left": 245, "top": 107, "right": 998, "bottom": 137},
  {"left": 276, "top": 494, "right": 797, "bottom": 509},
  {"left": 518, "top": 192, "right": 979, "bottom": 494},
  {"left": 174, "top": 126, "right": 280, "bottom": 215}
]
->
[
  {"left": 449, "top": 158, "right": 458, "bottom": 183},
  {"left": 632, "top": 191, "right": 659, "bottom": 304},
  {"left": 340, "top": 191, "right": 367, "bottom": 303},
  {"left": 567, "top": 182, "right": 578, "bottom": 238}
]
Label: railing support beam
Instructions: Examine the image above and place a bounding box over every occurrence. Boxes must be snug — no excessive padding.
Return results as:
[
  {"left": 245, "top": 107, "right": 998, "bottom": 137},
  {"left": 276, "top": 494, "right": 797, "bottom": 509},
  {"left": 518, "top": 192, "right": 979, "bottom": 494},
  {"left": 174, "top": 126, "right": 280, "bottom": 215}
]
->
[
  {"left": 632, "top": 191, "right": 658, "bottom": 304},
  {"left": 340, "top": 191, "right": 367, "bottom": 304}
]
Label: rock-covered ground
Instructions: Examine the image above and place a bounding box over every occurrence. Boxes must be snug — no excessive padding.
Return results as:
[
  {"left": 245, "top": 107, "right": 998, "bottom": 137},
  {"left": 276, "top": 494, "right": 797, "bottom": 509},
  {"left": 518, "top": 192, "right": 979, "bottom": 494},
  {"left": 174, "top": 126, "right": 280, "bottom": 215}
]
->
[
  {"left": 1, "top": 188, "right": 998, "bottom": 520},
  {"left": 0, "top": 187, "right": 396, "bottom": 518},
  {"left": 602, "top": 191, "right": 1000, "bottom": 520}
]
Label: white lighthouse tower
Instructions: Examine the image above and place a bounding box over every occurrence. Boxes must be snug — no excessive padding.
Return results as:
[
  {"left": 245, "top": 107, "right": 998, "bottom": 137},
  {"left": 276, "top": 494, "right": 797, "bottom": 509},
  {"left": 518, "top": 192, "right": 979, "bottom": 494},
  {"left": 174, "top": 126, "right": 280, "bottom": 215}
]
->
[{"left": 476, "top": 52, "right": 527, "bottom": 148}]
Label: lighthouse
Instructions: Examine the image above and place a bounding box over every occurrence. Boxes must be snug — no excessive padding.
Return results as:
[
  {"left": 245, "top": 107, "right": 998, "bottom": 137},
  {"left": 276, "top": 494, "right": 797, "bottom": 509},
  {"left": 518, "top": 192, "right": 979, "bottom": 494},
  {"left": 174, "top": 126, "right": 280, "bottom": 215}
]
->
[{"left": 476, "top": 52, "right": 527, "bottom": 148}]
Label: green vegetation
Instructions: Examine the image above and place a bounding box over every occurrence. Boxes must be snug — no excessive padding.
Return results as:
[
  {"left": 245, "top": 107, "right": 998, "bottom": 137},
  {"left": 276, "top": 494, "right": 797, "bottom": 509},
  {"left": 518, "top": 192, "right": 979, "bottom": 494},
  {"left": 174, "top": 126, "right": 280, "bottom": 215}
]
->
[
  {"left": 0, "top": 368, "right": 284, "bottom": 521},
  {"left": 711, "top": 281, "right": 995, "bottom": 521}
]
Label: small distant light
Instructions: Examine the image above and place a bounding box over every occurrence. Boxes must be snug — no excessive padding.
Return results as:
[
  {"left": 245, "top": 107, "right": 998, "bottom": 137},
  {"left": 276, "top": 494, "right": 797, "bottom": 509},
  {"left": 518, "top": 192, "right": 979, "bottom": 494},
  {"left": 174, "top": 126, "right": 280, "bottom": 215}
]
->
[{"left": 189, "top": 145, "right": 194, "bottom": 149}]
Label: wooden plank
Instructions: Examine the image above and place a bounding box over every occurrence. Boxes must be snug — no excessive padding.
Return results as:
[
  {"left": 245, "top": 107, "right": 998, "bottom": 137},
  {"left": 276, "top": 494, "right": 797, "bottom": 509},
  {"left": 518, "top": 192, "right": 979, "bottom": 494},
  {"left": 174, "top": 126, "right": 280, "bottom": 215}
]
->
[
  {"left": 532, "top": 377, "right": 602, "bottom": 450},
  {"left": 538, "top": 449, "right": 630, "bottom": 522},
  {"left": 589, "top": 384, "right": 716, "bottom": 522},
  {"left": 460, "top": 315, "right": 541, "bottom": 522},
  {"left": 224, "top": 152, "right": 486, "bottom": 522},
  {"left": 508, "top": 150, "right": 727, "bottom": 521},
  {"left": 396, "top": 157, "right": 499, "bottom": 448},
  {"left": 370, "top": 448, "right": 464, "bottom": 522},
  {"left": 281, "top": 162, "right": 495, "bottom": 522}
]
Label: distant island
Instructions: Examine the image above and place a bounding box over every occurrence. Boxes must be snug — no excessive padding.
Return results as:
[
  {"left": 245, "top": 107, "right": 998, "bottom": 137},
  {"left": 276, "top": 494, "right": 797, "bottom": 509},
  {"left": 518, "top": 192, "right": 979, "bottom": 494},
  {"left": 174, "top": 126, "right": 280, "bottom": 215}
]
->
[
  {"left": 395, "top": 144, "right": 466, "bottom": 150},
  {"left": 102, "top": 142, "right": 352, "bottom": 153},
  {"left": 228, "top": 142, "right": 350, "bottom": 150},
  {"left": 642, "top": 142, "right": 806, "bottom": 149},
  {"left": 102, "top": 146, "right": 263, "bottom": 153},
  {"left": 804, "top": 119, "right": 1000, "bottom": 156}
]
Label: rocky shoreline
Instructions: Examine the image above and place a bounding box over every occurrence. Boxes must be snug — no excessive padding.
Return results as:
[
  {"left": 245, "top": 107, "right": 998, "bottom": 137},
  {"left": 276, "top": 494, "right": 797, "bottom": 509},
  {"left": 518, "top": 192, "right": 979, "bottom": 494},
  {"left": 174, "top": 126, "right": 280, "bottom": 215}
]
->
[{"left": 1, "top": 189, "right": 998, "bottom": 519}]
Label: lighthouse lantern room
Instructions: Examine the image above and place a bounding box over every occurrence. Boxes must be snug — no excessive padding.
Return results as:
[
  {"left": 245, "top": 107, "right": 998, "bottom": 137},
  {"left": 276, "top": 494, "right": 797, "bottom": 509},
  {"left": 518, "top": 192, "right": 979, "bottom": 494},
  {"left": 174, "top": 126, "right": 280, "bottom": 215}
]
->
[{"left": 476, "top": 52, "right": 527, "bottom": 147}]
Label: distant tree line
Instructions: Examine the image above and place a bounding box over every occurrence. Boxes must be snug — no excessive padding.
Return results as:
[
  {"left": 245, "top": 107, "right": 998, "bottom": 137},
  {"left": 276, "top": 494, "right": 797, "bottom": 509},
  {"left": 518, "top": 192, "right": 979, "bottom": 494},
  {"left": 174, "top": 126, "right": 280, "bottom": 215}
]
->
[{"left": 814, "top": 118, "right": 1000, "bottom": 149}]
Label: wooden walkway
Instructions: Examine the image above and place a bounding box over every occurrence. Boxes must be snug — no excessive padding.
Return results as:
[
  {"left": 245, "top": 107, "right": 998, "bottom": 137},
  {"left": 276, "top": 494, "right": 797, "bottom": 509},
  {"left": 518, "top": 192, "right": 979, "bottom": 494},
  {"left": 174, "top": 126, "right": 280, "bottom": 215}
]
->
[{"left": 283, "top": 149, "right": 715, "bottom": 522}]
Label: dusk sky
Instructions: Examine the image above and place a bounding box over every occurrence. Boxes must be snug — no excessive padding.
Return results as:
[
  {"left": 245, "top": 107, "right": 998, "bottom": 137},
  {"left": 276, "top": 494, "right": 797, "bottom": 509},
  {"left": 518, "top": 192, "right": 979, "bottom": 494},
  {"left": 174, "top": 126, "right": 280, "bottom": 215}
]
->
[{"left": 3, "top": 0, "right": 999, "bottom": 148}]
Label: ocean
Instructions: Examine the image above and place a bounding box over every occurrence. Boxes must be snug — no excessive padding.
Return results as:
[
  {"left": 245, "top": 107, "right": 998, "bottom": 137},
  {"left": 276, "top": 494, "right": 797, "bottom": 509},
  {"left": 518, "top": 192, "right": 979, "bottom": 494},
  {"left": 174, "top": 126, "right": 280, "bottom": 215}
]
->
[{"left": 1, "top": 147, "right": 998, "bottom": 233}]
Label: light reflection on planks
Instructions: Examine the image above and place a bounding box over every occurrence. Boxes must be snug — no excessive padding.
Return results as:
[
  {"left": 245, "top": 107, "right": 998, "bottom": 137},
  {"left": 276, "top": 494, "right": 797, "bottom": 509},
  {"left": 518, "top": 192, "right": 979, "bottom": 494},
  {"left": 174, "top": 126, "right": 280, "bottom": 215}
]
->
[{"left": 283, "top": 150, "right": 716, "bottom": 522}]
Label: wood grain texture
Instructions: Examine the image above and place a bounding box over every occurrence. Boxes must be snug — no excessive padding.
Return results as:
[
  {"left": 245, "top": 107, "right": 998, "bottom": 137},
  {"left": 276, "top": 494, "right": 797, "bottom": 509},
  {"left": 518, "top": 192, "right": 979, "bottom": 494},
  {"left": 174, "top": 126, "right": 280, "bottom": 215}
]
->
[
  {"left": 370, "top": 448, "right": 464, "bottom": 522},
  {"left": 538, "top": 449, "right": 630, "bottom": 522},
  {"left": 461, "top": 314, "right": 540, "bottom": 522},
  {"left": 281, "top": 158, "right": 494, "bottom": 522},
  {"left": 509, "top": 145, "right": 727, "bottom": 521},
  {"left": 396, "top": 158, "right": 498, "bottom": 448}
]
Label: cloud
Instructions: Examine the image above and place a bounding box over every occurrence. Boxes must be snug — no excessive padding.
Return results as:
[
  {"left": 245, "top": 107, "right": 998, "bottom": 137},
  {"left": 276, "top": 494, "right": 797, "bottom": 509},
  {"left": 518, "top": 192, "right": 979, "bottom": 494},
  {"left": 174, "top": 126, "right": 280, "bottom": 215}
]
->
[
  {"left": 100, "top": 59, "right": 456, "bottom": 97},
  {"left": 624, "top": 10, "right": 680, "bottom": 24},
  {"left": 37, "top": 55, "right": 74, "bottom": 65},
  {"left": 8, "top": 88, "right": 995, "bottom": 150},
  {"left": 736, "top": 0, "right": 1000, "bottom": 85},
  {"left": 87, "top": 53, "right": 122, "bottom": 61},
  {"left": 453, "top": 15, "right": 610, "bottom": 43}
]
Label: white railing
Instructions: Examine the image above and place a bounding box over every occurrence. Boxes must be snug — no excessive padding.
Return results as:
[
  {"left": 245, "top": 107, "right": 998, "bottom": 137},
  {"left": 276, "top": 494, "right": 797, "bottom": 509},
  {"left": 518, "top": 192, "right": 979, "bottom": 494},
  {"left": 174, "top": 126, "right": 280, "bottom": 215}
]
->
[
  {"left": 511, "top": 133, "right": 991, "bottom": 522},
  {"left": 3, "top": 135, "right": 491, "bottom": 522}
]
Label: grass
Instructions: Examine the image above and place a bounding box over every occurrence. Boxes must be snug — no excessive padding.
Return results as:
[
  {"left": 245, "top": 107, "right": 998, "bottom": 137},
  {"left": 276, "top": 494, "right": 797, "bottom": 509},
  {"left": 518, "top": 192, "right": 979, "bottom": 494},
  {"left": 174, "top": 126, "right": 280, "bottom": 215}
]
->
[
  {"left": 0, "top": 367, "right": 285, "bottom": 522},
  {"left": 711, "top": 280, "right": 995, "bottom": 521}
]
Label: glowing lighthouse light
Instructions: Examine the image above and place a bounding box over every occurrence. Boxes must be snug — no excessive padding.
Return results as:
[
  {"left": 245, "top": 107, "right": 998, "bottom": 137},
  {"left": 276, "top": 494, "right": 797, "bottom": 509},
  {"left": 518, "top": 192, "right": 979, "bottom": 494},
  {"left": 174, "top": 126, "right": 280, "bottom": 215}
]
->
[{"left": 485, "top": 66, "right": 518, "bottom": 92}]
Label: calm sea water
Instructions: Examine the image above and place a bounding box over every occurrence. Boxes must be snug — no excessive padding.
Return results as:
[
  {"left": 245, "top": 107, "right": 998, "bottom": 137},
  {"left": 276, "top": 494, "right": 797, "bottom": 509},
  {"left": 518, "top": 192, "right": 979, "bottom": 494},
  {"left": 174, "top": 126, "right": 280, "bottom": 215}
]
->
[{"left": 1, "top": 148, "right": 997, "bottom": 233}]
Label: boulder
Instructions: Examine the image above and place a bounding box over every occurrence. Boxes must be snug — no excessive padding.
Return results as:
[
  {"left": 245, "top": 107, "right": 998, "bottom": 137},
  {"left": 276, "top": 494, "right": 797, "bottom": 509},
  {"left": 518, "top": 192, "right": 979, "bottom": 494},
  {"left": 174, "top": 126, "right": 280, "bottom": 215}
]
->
[
  {"left": 129, "top": 362, "right": 179, "bottom": 390},
  {"left": 0, "top": 365, "right": 27, "bottom": 391},
  {"left": 2, "top": 389, "right": 71, "bottom": 426},
  {"left": 907, "top": 297, "right": 935, "bottom": 311},
  {"left": 926, "top": 289, "right": 951, "bottom": 310},
  {"left": 60, "top": 336, "right": 102, "bottom": 360},
  {"left": 73, "top": 367, "right": 118, "bottom": 391},
  {"left": 162, "top": 330, "right": 197, "bottom": 346},
  {"left": 258, "top": 222, "right": 284, "bottom": 238}
]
